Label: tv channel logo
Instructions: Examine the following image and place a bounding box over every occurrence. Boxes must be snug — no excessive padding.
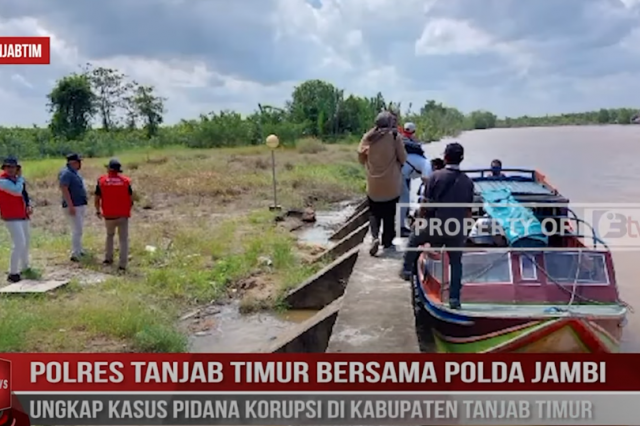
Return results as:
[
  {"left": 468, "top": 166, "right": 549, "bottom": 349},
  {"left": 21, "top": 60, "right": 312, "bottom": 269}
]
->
[
  {"left": 0, "top": 358, "right": 10, "bottom": 411},
  {"left": 584, "top": 205, "right": 640, "bottom": 250}
]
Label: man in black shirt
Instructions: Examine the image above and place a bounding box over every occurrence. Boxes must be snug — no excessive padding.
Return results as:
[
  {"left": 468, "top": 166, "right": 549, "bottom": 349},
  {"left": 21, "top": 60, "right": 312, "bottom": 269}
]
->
[{"left": 400, "top": 143, "right": 475, "bottom": 309}]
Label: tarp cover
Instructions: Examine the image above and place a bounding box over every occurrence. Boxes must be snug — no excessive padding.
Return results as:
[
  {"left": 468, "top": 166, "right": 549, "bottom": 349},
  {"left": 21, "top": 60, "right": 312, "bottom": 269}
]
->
[{"left": 481, "top": 187, "right": 548, "bottom": 247}]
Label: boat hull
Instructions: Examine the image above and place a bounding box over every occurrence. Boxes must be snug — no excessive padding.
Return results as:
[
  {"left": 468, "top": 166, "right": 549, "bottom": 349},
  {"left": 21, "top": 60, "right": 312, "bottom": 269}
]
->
[{"left": 412, "top": 277, "right": 624, "bottom": 354}]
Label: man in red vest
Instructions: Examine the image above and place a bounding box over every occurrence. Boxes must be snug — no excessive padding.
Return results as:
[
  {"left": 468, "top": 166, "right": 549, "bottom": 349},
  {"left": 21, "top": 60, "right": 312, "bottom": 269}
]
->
[
  {"left": 94, "top": 159, "right": 133, "bottom": 271},
  {"left": 0, "top": 157, "right": 32, "bottom": 282}
]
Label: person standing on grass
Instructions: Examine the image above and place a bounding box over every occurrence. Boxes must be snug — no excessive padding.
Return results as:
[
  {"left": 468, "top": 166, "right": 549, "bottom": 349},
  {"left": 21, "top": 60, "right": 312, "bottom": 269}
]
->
[
  {"left": 358, "top": 111, "right": 407, "bottom": 256},
  {"left": 16, "top": 165, "right": 33, "bottom": 275},
  {"left": 94, "top": 159, "right": 133, "bottom": 271},
  {"left": 59, "top": 153, "right": 88, "bottom": 262},
  {"left": 0, "top": 157, "right": 32, "bottom": 283}
]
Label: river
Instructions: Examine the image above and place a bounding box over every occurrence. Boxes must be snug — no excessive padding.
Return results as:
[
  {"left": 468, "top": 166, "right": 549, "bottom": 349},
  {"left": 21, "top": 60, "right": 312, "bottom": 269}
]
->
[{"left": 422, "top": 125, "right": 640, "bottom": 352}]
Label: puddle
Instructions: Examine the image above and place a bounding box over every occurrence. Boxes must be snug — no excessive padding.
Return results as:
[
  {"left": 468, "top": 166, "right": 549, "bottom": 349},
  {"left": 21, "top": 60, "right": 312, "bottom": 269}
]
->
[
  {"left": 187, "top": 302, "right": 317, "bottom": 353},
  {"left": 297, "top": 201, "right": 358, "bottom": 246}
]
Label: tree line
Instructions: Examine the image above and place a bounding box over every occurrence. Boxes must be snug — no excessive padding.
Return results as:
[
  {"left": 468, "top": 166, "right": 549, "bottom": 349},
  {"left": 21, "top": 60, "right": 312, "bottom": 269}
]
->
[{"left": 0, "top": 69, "right": 638, "bottom": 160}]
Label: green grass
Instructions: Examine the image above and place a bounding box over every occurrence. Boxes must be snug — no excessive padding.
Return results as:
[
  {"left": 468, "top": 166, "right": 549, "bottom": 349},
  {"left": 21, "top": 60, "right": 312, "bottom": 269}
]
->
[{"left": 0, "top": 141, "right": 361, "bottom": 352}]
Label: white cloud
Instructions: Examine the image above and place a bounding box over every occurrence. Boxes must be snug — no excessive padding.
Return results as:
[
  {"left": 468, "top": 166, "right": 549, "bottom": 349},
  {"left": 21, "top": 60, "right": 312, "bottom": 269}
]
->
[
  {"left": 0, "top": 0, "right": 638, "bottom": 125},
  {"left": 415, "top": 19, "right": 492, "bottom": 55},
  {"left": 11, "top": 74, "right": 32, "bottom": 89}
]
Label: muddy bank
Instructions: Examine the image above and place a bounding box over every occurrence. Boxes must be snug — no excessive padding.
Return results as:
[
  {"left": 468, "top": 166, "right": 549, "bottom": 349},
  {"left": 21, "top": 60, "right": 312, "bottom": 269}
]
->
[{"left": 183, "top": 200, "right": 361, "bottom": 353}]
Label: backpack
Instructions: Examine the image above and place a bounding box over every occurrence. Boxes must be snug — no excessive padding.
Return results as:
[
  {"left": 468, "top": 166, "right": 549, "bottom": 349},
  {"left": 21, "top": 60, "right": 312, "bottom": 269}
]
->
[{"left": 404, "top": 140, "right": 425, "bottom": 157}]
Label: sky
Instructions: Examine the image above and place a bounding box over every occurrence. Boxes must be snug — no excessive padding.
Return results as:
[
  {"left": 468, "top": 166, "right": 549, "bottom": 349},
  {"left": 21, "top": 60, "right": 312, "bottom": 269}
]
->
[{"left": 0, "top": 0, "right": 639, "bottom": 126}]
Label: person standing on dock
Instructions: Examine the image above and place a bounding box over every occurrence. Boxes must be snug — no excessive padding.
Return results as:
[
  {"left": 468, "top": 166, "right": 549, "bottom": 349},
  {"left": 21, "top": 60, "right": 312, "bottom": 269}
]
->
[
  {"left": 59, "top": 153, "right": 88, "bottom": 262},
  {"left": 398, "top": 122, "right": 431, "bottom": 237},
  {"left": 94, "top": 159, "right": 133, "bottom": 272},
  {"left": 0, "top": 157, "right": 32, "bottom": 283},
  {"left": 358, "top": 111, "right": 407, "bottom": 256},
  {"left": 400, "top": 142, "right": 475, "bottom": 310}
]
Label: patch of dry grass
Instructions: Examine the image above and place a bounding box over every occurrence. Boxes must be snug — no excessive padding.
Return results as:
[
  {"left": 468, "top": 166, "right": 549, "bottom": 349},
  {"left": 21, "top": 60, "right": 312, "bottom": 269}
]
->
[{"left": 0, "top": 143, "right": 362, "bottom": 352}]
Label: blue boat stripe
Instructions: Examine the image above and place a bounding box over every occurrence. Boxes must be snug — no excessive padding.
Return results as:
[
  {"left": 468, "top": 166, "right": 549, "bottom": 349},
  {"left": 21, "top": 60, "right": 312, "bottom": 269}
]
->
[{"left": 414, "top": 275, "right": 474, "bottom": 325}]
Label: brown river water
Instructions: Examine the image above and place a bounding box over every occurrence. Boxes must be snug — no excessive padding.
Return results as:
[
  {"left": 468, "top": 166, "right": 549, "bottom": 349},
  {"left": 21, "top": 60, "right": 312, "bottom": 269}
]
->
[{"left": 191, "top": 125, "right": 640, "bottom": 353}]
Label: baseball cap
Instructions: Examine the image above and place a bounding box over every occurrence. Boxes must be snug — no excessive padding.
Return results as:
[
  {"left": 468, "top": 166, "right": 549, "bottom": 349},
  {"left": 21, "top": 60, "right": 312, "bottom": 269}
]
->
[
  {"left": 66, "top": 153, "right": 82, "bottom": 162},
  {"left": 403, "top": 122, "right": 416, "bottom": 133},
  {"left": 106, "top": 158, "right": 122, "bottom": 172},
  {"left": 2, "top": 156, "right": 19, "bottom": 168}
]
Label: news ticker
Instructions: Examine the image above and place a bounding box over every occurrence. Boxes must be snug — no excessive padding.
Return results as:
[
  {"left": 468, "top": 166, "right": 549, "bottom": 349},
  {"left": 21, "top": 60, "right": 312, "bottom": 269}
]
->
[
  {"left": 395, "top": 202, "right": 640, "bottom": 251},
  {"left": 15, "top": 392, "right": 639, "bottom": 425}
]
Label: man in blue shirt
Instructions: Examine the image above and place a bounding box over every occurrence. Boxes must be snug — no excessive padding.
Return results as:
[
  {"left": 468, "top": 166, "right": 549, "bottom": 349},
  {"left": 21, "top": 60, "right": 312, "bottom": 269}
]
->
[
  {"left": 399, "top": 122, "right": 431, "bottom": 237},
  {"left": 59, "top": 153, "right": 88, "bottom": 261}
]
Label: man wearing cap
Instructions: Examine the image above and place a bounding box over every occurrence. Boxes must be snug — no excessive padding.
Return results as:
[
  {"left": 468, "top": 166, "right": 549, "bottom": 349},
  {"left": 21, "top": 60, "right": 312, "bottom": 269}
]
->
[
  {"left": 400, "top": 142, "right": 475, "bottom": 309},
  {"left": 59, "top": 153, "right": 88, "bottom": 261},
  {"left": 398, "top": 122, "right": 431, "bottom": 237},
  {"left": 0, "top": 157, "right": 32, "bottom": 282},
  {"left": 94, "top": 159, "right": 133, "bottom": 271}
]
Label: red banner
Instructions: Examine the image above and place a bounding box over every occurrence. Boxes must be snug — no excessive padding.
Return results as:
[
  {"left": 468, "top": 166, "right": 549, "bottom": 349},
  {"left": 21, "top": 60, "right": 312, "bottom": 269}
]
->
[
  {"left": 1, "top": 354, "right": 638, "bottom": 392},
  {"left": 0, "top": 37, "right": 51, "bottom": 65}
]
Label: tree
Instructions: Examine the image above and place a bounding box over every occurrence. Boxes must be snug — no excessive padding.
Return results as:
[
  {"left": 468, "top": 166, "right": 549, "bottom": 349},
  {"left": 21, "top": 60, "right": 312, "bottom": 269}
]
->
[
  {"left": 132, "top": 85, "right": 165, "bottom": 138},
  {"left": 121, "top": 81, "right": 141, "bottom": 130},
  {"left": 87, "top": 65, "right": 128, "bottom": 131},
  {"left": 289, "top": 80, "right": 341, "bottom": 138},
  {"left": 47, "top": 73, "right": 95, "bottom": 140},
  {"left": 597, "top": 108, "right": 610, "bottom": 124},
  {"left": 468, "top": 110, "right": 497, "bottom": 130}
]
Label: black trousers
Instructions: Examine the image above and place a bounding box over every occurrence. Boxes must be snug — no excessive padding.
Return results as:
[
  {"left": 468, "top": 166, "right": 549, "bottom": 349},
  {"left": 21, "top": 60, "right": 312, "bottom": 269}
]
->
[{"left": 368, "top": 196, "right": 399, "bottom": 247}]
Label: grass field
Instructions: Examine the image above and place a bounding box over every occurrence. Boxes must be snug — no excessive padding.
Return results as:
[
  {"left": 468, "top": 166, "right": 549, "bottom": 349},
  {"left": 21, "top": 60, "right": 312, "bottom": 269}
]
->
[{"left": 0, "top": 138, "right": 364, "bottom": 352}]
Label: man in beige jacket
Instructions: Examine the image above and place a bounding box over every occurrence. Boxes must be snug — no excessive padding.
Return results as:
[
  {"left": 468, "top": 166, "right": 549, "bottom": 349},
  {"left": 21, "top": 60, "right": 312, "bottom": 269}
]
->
[{"left": 358, "top": 111, "right": 407, "bottom": 256}]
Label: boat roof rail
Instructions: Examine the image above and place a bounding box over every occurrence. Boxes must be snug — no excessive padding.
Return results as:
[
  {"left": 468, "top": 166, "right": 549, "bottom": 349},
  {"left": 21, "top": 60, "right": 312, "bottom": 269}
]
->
[{"left": 463, "top": 168, "right": 537, "bottom": 180}]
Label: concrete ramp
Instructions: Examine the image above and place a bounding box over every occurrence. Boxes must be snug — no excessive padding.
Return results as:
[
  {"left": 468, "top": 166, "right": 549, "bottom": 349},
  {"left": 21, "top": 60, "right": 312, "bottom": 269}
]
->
[
  {"left": 310, "top": 223, "right": 368, "bottom": 264},
  {"left": 344, "top": 198, "right": 368, "bottom": 223},
  {"left": 258, "top": 297, "right": 343, "bottom": 353},
  {"left": 329, "top": 207, "right": 369, "bottom": 241},
  {"left": 284, "top": 247, "right": 359, "bottom": 309},
  {"left": 327, "top": 242, "right": 419, "bottom": 353}
]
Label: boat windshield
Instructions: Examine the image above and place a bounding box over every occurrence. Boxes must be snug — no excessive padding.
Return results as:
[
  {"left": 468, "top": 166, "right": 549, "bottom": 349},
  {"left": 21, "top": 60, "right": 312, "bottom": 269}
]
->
[
  {"left": 462, "top": 252, "right": 512, "bottom": 284},
  {"left": 543, "top": 252, "right": 609, "bottom": 284}
]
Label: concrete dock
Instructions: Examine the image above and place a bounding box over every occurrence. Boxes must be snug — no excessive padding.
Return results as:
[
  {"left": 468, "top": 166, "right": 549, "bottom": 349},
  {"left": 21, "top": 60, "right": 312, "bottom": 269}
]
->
[{"left": 326, "top": 239, "right": 419, "bottom": 353}]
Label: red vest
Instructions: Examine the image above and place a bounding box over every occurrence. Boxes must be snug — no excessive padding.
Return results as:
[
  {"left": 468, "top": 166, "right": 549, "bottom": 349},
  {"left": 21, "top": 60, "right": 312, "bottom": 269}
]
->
[
  {"left": 97, "top": 173, "right": 132, "bottom": 218},
  {"left": 0, "top": 172, "right": 27, "bottom": 220}
]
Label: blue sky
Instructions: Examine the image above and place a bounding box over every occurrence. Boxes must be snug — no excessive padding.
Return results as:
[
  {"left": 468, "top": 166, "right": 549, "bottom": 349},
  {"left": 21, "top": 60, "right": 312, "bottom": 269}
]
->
[{"left": 0, "top": 0, "right": 639, "bottom": 125}]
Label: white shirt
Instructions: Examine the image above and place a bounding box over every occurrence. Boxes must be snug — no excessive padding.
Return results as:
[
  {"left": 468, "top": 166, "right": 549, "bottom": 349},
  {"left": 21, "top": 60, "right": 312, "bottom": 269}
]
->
[{"left": 402, "top": 153, "right": 431, "bottom": 180}]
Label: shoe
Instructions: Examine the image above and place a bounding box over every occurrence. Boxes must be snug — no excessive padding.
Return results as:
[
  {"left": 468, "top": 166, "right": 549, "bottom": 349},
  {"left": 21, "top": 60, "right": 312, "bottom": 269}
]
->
[
  {"left": 449, "top": 299, "right": 461, "bottom": 310},
  {"left": 70, "top": 256, "right": 80, "bottom": 262},
  {"left": 118, "top": 267, "right": 126, "bottom": 273},
  {"left": 7, "top": 273, "right": 21, "bottom": 283},
  {"left": 369, "top": 239, "right": 380, "bottom": 256},
  {"left": 103, "top": 260, "right": 113, "bottom": 265},
  {"left": 399, "top": 270, "right": 412, "bottom": 281}
]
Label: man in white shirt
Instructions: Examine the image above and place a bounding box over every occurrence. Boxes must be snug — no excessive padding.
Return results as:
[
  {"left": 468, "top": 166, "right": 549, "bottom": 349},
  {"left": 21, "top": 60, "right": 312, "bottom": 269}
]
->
[{"left": 399, "top": 122, "right": 431, "bottom": 237}]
